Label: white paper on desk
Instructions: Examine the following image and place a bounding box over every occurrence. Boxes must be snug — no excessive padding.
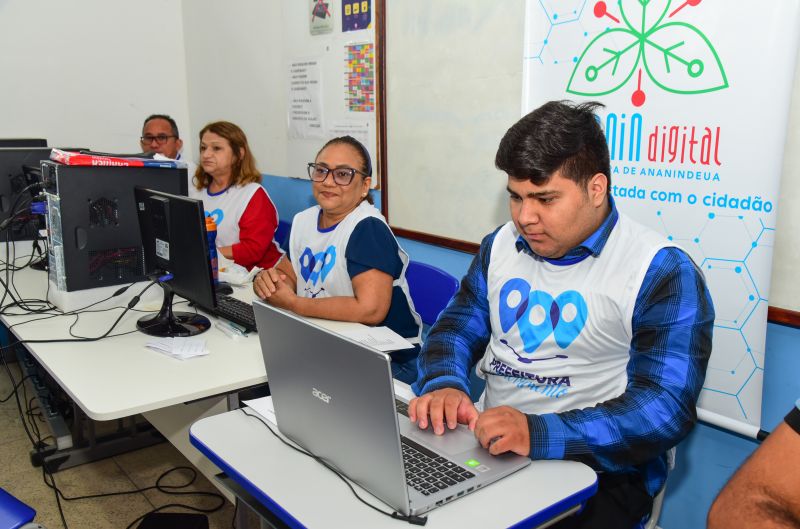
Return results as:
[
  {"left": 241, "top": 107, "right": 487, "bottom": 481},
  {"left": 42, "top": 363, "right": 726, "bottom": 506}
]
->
[
  {"left": 343, "top": 326, "right": 415, "bottom": 352},
  {"left": 304, "top": 318, "right": 414, "bottom": 352},
  {"left": 153, "top": 153, "right": 188, "bottom": 168},
  {"left": 242, "top": 396, "right": 278, "bottom": 426},
  {"left": 218, "top": 253, "right": 261, "bottom": 285},
  {"left": 146, "top": 337, "right": 209, "bottom": 360}
]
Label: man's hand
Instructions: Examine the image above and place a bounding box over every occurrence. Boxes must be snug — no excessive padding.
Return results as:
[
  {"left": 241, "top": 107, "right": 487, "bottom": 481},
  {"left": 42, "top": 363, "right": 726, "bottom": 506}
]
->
[
  {"left": 408, "top": 388, "right": 478, "bottom": 435},
  {"left": 474, "top": 406, "right": 531, "bottom": 457}
]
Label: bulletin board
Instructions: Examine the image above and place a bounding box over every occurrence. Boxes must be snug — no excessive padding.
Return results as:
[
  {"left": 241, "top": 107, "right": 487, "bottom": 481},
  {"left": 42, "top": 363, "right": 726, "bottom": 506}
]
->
[{"left": 284, "top": 0, "right": 380, "bottom": 186}]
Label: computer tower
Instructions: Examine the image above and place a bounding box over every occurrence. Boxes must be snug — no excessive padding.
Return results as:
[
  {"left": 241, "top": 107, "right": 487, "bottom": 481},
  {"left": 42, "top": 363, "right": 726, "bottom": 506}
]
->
[{"left": 41, "top": 160, "right": 188, "bottom": 292}]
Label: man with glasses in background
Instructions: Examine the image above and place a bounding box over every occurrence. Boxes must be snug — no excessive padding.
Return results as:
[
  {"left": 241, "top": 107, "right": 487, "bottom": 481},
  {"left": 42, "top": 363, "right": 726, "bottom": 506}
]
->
[
  {"left": 140, "top": 114, "right": 195, "bottom": 182},
  {"left": 140, "top": 114, "right": 184, "bottom": 160}
]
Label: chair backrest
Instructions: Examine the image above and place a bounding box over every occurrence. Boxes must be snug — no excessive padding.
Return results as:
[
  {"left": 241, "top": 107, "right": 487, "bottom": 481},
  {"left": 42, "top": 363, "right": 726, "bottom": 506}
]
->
[
  {"left": 405, "top": 261, "right": 459, "bottom": 327},
  {"left": 274, "top": 220, "right": 291, "bottom": 252}
]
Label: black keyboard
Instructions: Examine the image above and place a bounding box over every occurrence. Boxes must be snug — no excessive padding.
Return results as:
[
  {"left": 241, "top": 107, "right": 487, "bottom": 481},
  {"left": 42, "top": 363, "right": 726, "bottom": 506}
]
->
[
  {"left": 401, "top": 436, "right": 475, "bottom": 496},
  {"left": 395, "top": 399, "right": 409, "bottom": 417},
  {"left": 213, "top": 295, "right": 257, "bottom": 332}
]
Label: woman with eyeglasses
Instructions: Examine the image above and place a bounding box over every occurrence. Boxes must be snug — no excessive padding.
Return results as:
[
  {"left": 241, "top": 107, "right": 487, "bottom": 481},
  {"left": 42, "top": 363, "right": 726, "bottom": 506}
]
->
[
  {"left": 253, "top": 136, "right": 422, "bottom": 383},
  {"left": 190, "top": 121, "right": 283, "bottom": 270}
]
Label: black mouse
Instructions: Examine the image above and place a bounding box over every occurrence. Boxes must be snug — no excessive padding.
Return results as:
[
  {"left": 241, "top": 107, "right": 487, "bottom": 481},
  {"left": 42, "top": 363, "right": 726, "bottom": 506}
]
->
[{"left": 215, "top": 282, "right": 234, "bottom": 296}]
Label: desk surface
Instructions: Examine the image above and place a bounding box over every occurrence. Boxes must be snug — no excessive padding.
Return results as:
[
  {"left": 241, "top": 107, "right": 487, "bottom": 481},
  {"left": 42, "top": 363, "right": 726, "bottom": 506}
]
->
[
  {"left": 0, "top": 245, "right": 266, "bottom": 421},
  {"left": 190, "top": 410, "right": 598, "bottom": 529}
]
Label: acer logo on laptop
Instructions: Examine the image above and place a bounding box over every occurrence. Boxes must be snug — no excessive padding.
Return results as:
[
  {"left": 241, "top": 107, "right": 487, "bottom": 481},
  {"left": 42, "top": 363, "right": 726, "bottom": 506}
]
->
[{"left": 312, "top": 387, "right": 331, "bottom": 404}]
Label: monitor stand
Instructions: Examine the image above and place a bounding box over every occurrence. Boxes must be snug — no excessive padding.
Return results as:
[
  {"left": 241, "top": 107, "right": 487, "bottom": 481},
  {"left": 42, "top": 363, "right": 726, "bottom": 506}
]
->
[
  {"left": 29, "top": 255, "right": 48, "bottom": 271},
  {"left": 137, "top": 282, "right": 210, "bottom": 337}
]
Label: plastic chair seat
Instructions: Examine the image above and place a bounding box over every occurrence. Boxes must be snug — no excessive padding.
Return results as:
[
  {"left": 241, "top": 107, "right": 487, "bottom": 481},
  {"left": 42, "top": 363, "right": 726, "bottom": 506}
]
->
[{"left": 0, "top": 488, "right": 36, "bottom": 529}]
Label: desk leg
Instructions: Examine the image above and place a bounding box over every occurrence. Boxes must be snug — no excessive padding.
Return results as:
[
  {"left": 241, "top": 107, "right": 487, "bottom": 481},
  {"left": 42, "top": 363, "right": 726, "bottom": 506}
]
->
[
  {"left": 15, "top": 346, "right": 73, "bottom": 451},
  {"left": 143, "top": 397, "right": 235, "bottom": 503},
  {"left": 14, "top": 347, "right": 163, "bottom": 473},
  {"left": 227, "top": 392, "right": 240, "bottom": 411},
  {"left": 215, "top": 473, "right": 290, "bottom": 529}
]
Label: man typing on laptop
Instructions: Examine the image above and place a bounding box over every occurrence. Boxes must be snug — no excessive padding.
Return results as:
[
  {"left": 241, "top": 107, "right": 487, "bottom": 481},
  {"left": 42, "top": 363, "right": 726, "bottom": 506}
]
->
[{"left": 409, "top": 101, "right": 715, "bottom": 528}]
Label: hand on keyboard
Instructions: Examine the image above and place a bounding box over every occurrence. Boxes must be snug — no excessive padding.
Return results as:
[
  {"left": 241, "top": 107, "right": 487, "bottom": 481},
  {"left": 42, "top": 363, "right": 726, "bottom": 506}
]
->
[{"left": 408, "top": 388, "right": 479, "bottom": 435}]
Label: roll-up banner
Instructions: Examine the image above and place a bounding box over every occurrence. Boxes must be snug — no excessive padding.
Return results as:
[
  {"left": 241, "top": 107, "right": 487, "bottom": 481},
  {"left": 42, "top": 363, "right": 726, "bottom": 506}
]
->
[{"left": 523, "top": 0, "right": 800, "bottom": 435}]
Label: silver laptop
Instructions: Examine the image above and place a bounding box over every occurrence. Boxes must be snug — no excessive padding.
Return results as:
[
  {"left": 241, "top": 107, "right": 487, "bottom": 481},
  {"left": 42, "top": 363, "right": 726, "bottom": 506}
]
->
[{"left": 253, "top": 300, "right": 531, "bottom": 516}]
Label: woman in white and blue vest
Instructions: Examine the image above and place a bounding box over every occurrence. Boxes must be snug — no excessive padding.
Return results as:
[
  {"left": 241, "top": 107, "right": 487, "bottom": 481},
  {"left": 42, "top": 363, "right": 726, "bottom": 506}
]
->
[{"left": 253, "top": 136, "right": 422, "bottom": 383}]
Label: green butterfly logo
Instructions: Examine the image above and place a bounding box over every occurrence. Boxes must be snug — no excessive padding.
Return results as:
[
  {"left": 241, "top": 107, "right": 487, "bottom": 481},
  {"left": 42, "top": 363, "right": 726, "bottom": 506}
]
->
[{"left": 567, "top": 0, "right": 728, "bottom": 106}]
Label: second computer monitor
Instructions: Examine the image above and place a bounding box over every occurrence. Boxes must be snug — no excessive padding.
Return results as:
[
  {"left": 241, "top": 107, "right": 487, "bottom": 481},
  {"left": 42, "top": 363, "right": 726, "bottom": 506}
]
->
[
  {"left": 0, "top": 147, "right": 52, "bottom": 240},
  {"left": 134, "top": 187, "right": 216, "bottom": 337}
]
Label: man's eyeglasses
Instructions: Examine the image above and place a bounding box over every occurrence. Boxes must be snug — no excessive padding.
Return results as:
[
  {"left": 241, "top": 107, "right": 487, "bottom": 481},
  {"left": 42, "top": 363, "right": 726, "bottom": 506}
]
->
[
  {"left": 140, "top": 134, "right": 177, "bottom": 145},
  {"left": 307, "top": 163, "right": 366, "bottom": 186}
]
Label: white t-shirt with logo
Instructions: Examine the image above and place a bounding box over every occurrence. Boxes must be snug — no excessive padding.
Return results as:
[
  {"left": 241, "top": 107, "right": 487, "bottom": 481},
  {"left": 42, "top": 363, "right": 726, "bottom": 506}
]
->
[
  {"left": 188, "top": 182, "right": 263, "bottom": 247},
  {"left": 289, "top": 201, "right": 422, "bottom": 343},
  {"left": 478, "top": 214, "right": 672, "bottom": 414}
]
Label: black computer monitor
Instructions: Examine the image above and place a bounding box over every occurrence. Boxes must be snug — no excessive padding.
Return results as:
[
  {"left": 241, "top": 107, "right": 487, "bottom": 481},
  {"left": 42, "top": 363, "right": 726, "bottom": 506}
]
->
[
  {"left": 134, "top": 187, "right": 216, "bottom": 337},
  {"left": 0, "top": 147, "right": 53, "bottom": 240},
  {"left": 0, "top": 138, "right": 47, "bottom": 148}
]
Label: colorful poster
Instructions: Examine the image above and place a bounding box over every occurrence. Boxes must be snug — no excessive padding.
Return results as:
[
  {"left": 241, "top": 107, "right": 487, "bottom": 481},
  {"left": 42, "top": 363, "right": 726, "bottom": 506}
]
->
[
  {"left": 345, "top": 43, "right": 375, "bottom": 112},
  {"left": 310, "top": 0, "right": 334, "bottom": 36},
  {"left": 343, "top": 0, "right": 372, "bottom": 32},
  {"left": 523, "top": 0, "right": 800, "bottom": 433}
]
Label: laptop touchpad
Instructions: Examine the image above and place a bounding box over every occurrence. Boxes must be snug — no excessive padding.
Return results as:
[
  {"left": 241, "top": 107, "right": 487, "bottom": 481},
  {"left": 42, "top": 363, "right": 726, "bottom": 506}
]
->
[{"left": 406, "top": 425, "right": 479, "bottom": 457}]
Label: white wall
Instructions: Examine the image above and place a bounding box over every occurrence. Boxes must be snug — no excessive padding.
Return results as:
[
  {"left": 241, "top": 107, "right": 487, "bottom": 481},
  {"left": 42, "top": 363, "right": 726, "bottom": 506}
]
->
[
  {"left": 385, "top": 0, "right": 525, "bottom": 243},
  {"left": 181, "top": 0, "right": 287, "bottom": 175},
  {"left": 0, "top": 0, "right": 191, "bottom": 155}
]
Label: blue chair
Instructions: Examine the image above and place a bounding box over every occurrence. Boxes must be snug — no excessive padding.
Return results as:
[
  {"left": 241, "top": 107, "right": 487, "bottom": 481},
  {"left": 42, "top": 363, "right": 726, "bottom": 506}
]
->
[
  {"left": 274, "top": 220, "right": 291, "bottom": 253},
  {"left": 0, "top": 487, "right": 41, "bottom": 529},
  {"left": 406, "top": 261, "right": 485, "bottom": 401},
  {"left": 405, "top": 261, "right": 458, "bottom": 329}
]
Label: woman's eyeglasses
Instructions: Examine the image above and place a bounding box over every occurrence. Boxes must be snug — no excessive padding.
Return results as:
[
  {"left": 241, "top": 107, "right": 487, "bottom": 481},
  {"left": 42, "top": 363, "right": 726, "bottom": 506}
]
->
[{"left": 307, "top": 163, "right": 366, "bottom": 186}]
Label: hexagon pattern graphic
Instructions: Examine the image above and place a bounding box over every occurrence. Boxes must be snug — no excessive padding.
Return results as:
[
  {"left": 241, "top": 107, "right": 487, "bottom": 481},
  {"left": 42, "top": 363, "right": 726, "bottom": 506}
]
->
[{"left": 651, "top": 207, "right": 772, "bottom": 422}]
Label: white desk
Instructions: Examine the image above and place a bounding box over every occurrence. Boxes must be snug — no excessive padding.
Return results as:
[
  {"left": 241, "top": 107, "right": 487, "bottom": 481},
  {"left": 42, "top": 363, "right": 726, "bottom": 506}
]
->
[
  {"left": 190, "top": 410, "right": 599, "bottom": 529},
  {"left": 0, "top": 244, "right": 267, "bottom": 494},
  {"left": 1, "top": 265, "right": 265, "bottom": 421}
]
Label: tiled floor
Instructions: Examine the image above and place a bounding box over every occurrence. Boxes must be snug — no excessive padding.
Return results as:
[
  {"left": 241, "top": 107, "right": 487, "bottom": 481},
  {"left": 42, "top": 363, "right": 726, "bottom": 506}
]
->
[{"left": 0, "top": 358, "right": 236, "bottom": 529}]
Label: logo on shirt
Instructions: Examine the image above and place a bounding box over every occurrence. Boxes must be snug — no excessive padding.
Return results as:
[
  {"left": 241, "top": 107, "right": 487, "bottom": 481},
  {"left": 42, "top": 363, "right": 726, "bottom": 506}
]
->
[
  {"left": 299, "top": 245, "right": 336, "bottom": 297},
  {"left": 487, "top": 356, "right": 571, "bottom": 400},
  {"left": 206, "top": 208, "right": 224, "bottom": 226},
  {"left": 498, "top": 278, "right": 588, "bottom": 359}
]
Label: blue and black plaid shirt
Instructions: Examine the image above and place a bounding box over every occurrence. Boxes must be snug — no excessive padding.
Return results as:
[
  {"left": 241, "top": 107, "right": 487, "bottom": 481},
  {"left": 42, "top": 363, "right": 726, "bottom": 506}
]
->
[{"left": 413, "top": 200, "right": 714, "bottom": 496}]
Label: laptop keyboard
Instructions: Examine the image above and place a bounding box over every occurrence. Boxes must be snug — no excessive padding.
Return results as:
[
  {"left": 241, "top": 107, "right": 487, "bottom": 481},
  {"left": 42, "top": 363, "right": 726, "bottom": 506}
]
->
[
  {"left": 213, "top": 295, "right": 257, "bottom": 332},
  {"left": 401, "top": 436, "right": 475, "bottom": 495},
  {"left": 395, "top": 399, "right": 477, "bottom": 495},
  {"left": 395, "top": 399, "right": 409, "bottom": 417}
]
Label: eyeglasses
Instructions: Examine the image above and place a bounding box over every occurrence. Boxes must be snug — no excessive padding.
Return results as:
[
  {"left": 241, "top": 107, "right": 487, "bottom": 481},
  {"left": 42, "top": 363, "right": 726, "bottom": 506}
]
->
[
  {"left": 140, "top": 134, "right": 177, "bottom": 145},
  {"left": 306, "top": 163, "right": 366, "bottom": 186}
]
